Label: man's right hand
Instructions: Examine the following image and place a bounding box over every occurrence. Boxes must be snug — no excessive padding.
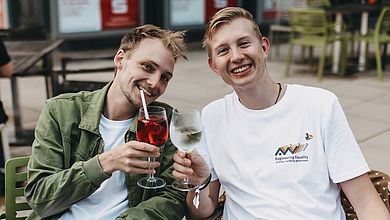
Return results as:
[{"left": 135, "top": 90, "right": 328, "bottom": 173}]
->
[
  {"left": 98, "top": 140, "right": 160, "bottom": 175},
  {"left": 172, "top": 150, "right": 210, "bottom": 186}
]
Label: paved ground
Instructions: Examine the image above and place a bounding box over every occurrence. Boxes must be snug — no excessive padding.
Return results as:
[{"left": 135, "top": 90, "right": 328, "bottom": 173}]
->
[{"left": 1, "top": 43, "right": 389, "bottom": 176}]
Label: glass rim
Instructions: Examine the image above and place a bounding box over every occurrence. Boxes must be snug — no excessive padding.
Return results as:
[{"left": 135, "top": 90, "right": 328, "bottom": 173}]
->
[
  {"left": 140, "top": 105, "right": 166, "bottom": 113},
  {"left": 172, "top": 107, "right": 200, "bottom": 115}
]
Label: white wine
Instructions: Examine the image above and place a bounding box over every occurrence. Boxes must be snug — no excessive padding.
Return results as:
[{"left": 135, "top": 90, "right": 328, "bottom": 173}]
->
[
  {"left": 170, "top": 127, "right": 202, "bottom": 152},
  {"left": 170, "top": 108, "right": 202, "bottom": 191}
]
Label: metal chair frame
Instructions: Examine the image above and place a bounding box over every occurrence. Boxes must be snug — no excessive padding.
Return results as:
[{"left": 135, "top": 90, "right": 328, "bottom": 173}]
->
[
  {"left": 358, "top": 7, "right": 390, "bottom": 81},
  {"left": 284, "top": 7, "right": 349, "bottom": 80}
]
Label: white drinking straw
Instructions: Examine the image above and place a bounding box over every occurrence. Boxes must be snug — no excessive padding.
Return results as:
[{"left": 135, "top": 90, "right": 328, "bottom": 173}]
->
[{"left": 140, "top": 89, "right": 150, "bottom": 119}]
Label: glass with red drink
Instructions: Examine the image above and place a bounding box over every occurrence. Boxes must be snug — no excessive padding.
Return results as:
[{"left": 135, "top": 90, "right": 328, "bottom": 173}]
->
[{"left": 136, "top": 106, "right": 168, "bottom": 189}]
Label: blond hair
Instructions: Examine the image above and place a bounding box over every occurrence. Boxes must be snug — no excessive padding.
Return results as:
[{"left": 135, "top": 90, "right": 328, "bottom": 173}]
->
[
  {"left": 203, "top": 7, "right": 263, "bottom": 57},
  {"left": 119, "top": 24, "right": 187, "bottom": 61}
]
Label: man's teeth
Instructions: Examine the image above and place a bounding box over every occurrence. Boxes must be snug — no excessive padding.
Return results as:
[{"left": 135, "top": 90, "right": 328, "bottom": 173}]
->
[
  {"left": 233, "top": 65, "right": 250, "bottom": 73},
  {"left": 143, "top": 90, "right": 151, "bottom": 96},
  {"left": 137, "top": 85, "right": 152, "bottom": 96}
]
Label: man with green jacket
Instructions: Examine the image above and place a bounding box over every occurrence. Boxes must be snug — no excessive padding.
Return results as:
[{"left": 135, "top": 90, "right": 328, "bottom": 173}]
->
[{"left": 25, "top": 24, "right": 187, "bottom": 220}]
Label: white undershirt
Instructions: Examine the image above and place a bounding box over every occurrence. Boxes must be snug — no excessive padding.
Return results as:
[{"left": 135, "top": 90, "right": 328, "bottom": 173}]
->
[{"left": 59, "top": 115, "right": 132, "bottom": 220}]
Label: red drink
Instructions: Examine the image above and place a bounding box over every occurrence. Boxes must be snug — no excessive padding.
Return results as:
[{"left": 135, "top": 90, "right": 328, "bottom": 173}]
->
[
  {"left": 137, "top": 116, "right": 168, "bottom": 146},
  {"left": 136, "top": 106, "right": 168, "bottom": 189}
]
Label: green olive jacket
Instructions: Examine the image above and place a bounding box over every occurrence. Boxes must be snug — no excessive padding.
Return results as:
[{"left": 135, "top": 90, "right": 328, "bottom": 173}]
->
[{"left": 25, "top": 83, "right": 186, "bottom": 220}]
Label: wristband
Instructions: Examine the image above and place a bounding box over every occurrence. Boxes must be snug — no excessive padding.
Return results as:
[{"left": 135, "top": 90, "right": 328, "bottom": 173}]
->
[
  {"left": 193, "top": 173, "right": 212, "bottom": 209},
  {"left": 198, "top": 173, "right": 212, "bottom": 191}
]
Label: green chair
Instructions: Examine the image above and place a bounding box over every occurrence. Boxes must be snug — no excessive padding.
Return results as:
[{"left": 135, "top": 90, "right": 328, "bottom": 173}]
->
[
  {"left": 0, "top": 156, "right": 31, "bottom": 220},
  {"left": 284, "top": 8, "right": 348, "bottom": 80},
  {"left": 357, "top": 7, "right": 390, "bottom": 81}
]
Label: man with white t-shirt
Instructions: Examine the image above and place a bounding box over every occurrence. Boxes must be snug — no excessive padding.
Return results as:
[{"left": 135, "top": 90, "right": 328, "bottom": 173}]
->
[
  {"left": 25, "top": 24, "right": 188, "bottom": 219},
  {"left": 172, "top": 7, "right": 390, "bottom": 220}
]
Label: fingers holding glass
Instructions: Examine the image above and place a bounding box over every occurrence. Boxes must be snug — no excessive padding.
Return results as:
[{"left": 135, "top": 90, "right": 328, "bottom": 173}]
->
[
  {"left": 98, "top": 140, "right": 159, "bottom": 175},
  {"left": 172, "top": 150, "right": 210, "bottom": 186},
  {"left": 170, "top": 108, "right": 202, "bottom": 191}
]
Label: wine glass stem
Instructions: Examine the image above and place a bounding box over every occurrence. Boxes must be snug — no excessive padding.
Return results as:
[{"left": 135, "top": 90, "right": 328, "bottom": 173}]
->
[
  {"left": 147, "top": 157, "right": 157, "bottom": 182},
  {"left": 183, "top": 152, "right": 190, "bottom": 184}
]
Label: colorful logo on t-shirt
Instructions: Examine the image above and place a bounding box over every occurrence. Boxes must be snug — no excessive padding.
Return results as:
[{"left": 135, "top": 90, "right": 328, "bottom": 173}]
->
[
  {"left": 274, "top": 143, "right": 308, "bottom": 156},
  {"left": 274, "top": 133, "right": 312, "bottom": 164}
]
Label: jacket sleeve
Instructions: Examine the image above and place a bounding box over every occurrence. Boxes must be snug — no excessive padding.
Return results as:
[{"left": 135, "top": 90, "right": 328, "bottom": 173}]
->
[
  {"left": 116, "top": 140, "right": 187, "bottom": 220},
  {"left": 25, "top": 100, "right": 110, "bottom": 218}
]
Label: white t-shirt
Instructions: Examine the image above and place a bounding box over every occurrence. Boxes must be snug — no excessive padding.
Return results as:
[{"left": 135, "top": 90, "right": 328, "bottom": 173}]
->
[
  {"left": 60, "top": 115, "right": 132, "bottom": 220},
  {"left": 198, "top": 84, "right": 369, "bottom": 220}
]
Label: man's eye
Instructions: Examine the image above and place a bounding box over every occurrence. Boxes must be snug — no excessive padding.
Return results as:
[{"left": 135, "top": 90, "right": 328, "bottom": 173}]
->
[
  {"left": 161, "top": 75, "right": 171, "bottom": 83},
  {"left": 239, "top": 41, "right": 250, "bottom": 48},
  {"left": 217, "top": 48, "right": 228, "bottom": 56},
  {"left": 143, "top": 63, "right": 154, "bottom": 72}
]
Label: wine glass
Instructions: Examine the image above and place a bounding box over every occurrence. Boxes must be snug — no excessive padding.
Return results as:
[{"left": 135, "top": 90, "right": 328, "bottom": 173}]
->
[
  {"left": 170, "top": 108, "right": 202, "bottom": 191},
  {"left": 136, "top": 106, "right": 168, "bottom": 189}
]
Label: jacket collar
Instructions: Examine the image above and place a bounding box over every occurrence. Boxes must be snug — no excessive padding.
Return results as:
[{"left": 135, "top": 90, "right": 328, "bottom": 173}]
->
[
  {"left": 79, "top": 82, "right": 111, "bottom": 134},
  {"left": 129, "top": 111, "right": 138, "bottom": 133}
]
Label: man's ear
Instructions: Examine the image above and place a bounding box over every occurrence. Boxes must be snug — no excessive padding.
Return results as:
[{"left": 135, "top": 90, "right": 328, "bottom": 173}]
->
[
  {"left": 208, "top": 57, "right": 220, "bottom": 76},
  {"left": 261, "top": 37, "right": 270, "bottom": 58},
  {"left": 114, "top": 49, "right": 125, "bottom": 70}
]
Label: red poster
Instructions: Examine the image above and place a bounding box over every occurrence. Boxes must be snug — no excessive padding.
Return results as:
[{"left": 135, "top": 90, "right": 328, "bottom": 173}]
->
[
  {"left": 101, "top": 0, "right": 139, "bottom": 29},
  {"left": 0, "top": 0, "right": 9, "bottom": 29},
  {"left": 205, "top": 0, "right": 237, "bottom": 22}
]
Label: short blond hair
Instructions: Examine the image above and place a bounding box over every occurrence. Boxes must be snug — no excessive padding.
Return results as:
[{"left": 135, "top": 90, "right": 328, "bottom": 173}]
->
[
  {"left": 203, "top": 7, "right": 263, "bottom": 57},
  {"left": 119, "top": 24, "right": 187, "bottom": 61}
]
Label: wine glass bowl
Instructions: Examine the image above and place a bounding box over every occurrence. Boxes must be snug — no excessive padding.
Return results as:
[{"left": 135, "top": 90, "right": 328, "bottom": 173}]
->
[
  {"left": 136, "top": 106, "right": 168, "bottom": 189},
  {"left": 137, "top": 116, "right": 168, "bottom": 147},
  {"left": 170, "top": 108, "right": 202, "bottom": 191}
]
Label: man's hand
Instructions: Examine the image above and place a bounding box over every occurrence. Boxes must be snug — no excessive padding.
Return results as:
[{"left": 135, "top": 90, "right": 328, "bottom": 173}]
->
[
  {"left": 98, "top": 140, "right": 160, "bottom": 175},
  {"left": 172, "top": 150, "right": 210, "bottom": 185}
]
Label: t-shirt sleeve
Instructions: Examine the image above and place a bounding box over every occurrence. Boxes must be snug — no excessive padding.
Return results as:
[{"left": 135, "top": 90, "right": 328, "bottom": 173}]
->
[
  {"left": 324, "top": 97, "right": 369, "bottom": 183},
  {"left": 0, "top": 39, "right": 11, "bottom": 66}
]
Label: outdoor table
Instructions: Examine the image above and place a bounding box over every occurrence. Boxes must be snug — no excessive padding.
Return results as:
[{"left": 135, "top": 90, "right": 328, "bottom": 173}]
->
[
  {"left": 327, "top": 3, "right": 382, "bottom": 73},
  {"left": 5, "top": 39, "right": 63, "bottom": 146}
]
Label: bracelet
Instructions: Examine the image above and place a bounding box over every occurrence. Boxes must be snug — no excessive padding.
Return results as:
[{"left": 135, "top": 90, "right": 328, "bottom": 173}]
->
[
  {"left": 96, "top": 155, "right": 112, "bottom": 177},
  {"left": 193, "top": 173, "right": 212, "bottom": 209},
  {"left": 198, "top": 173, "right": 212, "bottom": 191}
]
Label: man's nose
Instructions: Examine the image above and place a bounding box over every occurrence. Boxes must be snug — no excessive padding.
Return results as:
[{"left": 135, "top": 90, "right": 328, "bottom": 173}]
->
[
  {"left": 231, "top": 47, "right": 244, "bottom": 62},
  {"left": 146, "top": 73, "right": 160, "bottom": 88}
]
